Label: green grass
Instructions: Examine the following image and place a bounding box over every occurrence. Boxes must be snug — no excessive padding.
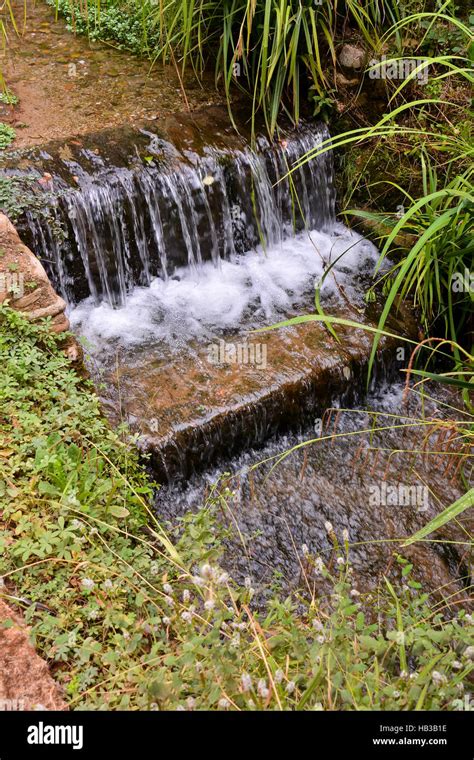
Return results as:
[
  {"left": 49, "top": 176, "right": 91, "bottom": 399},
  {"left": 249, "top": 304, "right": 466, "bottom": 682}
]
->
[{"left": 0, "top": 307, "right": 473, "bottom": 710}]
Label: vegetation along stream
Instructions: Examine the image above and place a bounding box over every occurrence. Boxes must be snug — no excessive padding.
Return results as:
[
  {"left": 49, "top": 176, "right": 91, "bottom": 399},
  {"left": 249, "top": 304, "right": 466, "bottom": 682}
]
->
[{"left": 0, "top": 0, "right": 472, "bottom": 725}]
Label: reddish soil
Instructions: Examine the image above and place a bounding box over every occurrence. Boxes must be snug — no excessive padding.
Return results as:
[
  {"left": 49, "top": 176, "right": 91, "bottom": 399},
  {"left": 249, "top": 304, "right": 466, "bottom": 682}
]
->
[
  {"left": 0, "top": 599, "right": 66, "bottom": 710},
  {"left": 1, "top": 1, "right": 223, "bottom": 148}
]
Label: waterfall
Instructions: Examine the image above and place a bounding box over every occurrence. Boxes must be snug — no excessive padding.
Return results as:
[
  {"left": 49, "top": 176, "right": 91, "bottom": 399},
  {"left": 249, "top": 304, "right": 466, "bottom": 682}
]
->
[{"left": 21, "top": 123, "right": 335, "bottom": 308}]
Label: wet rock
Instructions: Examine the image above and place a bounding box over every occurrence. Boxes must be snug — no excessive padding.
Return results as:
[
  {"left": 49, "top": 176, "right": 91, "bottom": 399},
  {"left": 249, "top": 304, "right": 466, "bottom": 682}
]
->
[
  {"left": 335, "top": 72, "right": 360, "bottom": 88},
  {"left": 100, "top": 302, "right": 417, "bottom": 482},
  {"left": 338, "top": 44, "right": 367, "bottom": 71},
  {"left": 0, "top": 213, "right": 81, "bottom": 361},
  {"left": 0, "top": 213, "right": 68, "bottom": 332}
]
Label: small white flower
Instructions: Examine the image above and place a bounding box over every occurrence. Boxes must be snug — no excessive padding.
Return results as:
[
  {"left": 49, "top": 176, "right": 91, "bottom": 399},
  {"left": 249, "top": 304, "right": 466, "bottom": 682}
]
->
[
  {"left": 400, "top": 670, "right": 408, "bottom": 679},
  {"left": 181, "top": 611, "right": 192, "bottom": 623},
  {"left": 393, "top": 690, "right": 400, "bottom": 698},
  {"left": 285, "top": 681, "right": 296, "bottom": 694},
  {"left": 314, "top": 557, "right": 324, "bottom": 574},
  {"left": 150, "top": 562, "right": 159, "bottom": 576},
  {"left": 313, "top": 702, "right": 324, "bottom": 711},
  {"left": 452, "top": 660, "right": 462, "bottom": 671},
  {"left": 241, "top": 673, "right": 252, "bottom": 693},
  {"left": 274, "top": 669, "right": 284, "bottom": 684},
  {"left": 203, "top": 175, "right": 215, "bottom": 186},
  {"left": 87, "top": 609, "right": 99, "bottom": 620},
  {"left": 81, "top": 578, "right": 95, "bottom": 591},
  {"left": 247, "top": 699, "right": 255, "bottom": 709},
  {"left": 217, "top": 572, "right": 229, "bottom": 585},
  {"left": 432, "top": 670, "right": 447, "bottom": 686},
  {"left": 336, "top": 556, "right": 345, "bottom": 566},
  {"left": 316, "top": 635, "right": 325, "bottom": 645},
  {"left": 464, "top": 613, "right": 473, "bottom": 624},
  {"left": 200, "top": 564, "right": 213, "bottom": 580},
  {"left": 218, "top": 697, "right": 230, "bottom": 710},
  {"left": 165, "top": 596, "right": 174, "bottom": 607},
  {"left": 103, "top": 579, "right": 113, "bottom": 590},
  {"left": 342, "top": 529, "right": 349, "bottom": 542},
  {"left": 312, "top": 619, "right": 324, "bottom": 631},
  {"left": 162, "top": 616, "right": 171, "bottom": 626},
  {"left": 204, "top": 599, "right": 215, "bottom": 611},
  {"left": 182, "top": 589, "right": 190, "bottom": 604},
  {"left": 244, "top": 576, "right": 252, "bottom": 589},
  {"left": 163, "top": 583, "right": 173, "bottom": 595},
  {"left": 301, "top": 544, "right": 309, "bottom": 556},
  {"left": 192, "top": 575, "right": 206, "bottom": 587},
  {"left": 350, "top": 589, "right": 360, "bottom": 597},
  {"left": 324, "top": 521, "right": 333, "bottom": 534},
  {"left": 257, "top": 679, "right": 269, "bottom": 699},
  {"left": 186, "top": 697, "right": 196, "bottom": 710},
  {"left": 463, "top": 646, "right": 474, "bottom": 661},
  {"left": 231, "top": 633, "right": 241, "bottom": 648}
]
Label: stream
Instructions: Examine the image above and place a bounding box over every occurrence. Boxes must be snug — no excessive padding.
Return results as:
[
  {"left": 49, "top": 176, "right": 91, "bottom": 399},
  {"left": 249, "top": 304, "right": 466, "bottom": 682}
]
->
[{"left": 8, "top": 108, "right": 472, "bottom": 601}]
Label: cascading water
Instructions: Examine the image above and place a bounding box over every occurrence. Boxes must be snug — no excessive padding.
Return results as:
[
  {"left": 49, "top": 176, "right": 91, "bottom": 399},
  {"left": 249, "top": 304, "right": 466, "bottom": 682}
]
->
[
  {"left": 12, "top": 114, "right": 470, "bottom": 596},
  {"left": 15, "top": 118, "right": 388, "bottom": 477},
  {"left": 23, "top": 124, "right": 336, "bottom": 308}
]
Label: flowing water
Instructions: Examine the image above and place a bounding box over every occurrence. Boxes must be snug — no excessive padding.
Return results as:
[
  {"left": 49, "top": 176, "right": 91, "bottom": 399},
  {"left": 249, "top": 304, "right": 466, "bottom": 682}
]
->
[
  {"left": 12, "top": 116, "right": 471, "bottom": 598},
  {"left": 156, "top": 382, "right": 472, "bottom": 601},
  {"left": 23, "top": 123, "right": 337, "bottom": 307}
]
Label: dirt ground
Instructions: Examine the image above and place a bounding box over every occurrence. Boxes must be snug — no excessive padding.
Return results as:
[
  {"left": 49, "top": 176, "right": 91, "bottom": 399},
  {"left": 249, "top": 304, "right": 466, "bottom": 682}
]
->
[
  {"left": 0, "top": 599, "right": 66, "bottom": 710},
  {"left": 0, "top": 0, "right": 223, "bottom": 148}
]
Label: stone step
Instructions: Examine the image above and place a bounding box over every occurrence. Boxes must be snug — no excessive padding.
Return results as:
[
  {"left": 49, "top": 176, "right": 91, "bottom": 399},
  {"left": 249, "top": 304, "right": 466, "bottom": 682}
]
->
[{"left": 100, "top": 303, "right": 415, "bottom": 481}]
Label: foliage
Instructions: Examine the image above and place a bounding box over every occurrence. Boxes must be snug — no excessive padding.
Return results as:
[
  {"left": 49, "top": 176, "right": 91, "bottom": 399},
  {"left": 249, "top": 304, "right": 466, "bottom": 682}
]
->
[
  {"left": 48, "top": 0, "right": 161, "bottom": 54},
  {"left": 0, "top": 122, "right": 15, "bottom": 149},
  {"left": 0, "top": 89, "right": 18, "bottom": 105},
  {"left": 353, "top": 157, "right": 473, "bottom": 353},
  {"left": 0, "top": 308, "right": 472, "bottom": 710},
  {"left": 153, "top": 0, "right": 404, "bottom": 135},
  {"left": 0, "top": 175, "right": 66, "bottom": 239}
]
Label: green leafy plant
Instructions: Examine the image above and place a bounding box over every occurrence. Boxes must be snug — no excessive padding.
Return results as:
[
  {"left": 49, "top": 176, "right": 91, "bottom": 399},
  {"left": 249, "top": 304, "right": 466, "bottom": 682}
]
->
[
  {"left": 0, "top": 89, "right": 18, "bottom": 105},
  {"left": 0, "top": 122, "right": 15, "bottom": 149},
  {"left": 48, "top": 0, "right": 162, "bottom": 54},
  {"left": 0, "top": 175, "right": 67, "bottom": 240},
  {"left": 1, "top": 308, "right": 472, "bottom": 710}
]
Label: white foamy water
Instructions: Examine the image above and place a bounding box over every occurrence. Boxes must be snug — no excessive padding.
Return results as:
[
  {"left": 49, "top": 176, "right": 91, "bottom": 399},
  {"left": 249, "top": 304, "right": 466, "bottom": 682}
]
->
[{"left": 70, "top": 223, "right": 379, "bottom": 352}]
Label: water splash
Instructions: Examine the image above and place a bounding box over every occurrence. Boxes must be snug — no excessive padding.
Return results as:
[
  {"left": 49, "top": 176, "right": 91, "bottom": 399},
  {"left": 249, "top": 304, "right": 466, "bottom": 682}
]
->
[{"left": 25, "top": 124, "right": 336, "bottom": 308}]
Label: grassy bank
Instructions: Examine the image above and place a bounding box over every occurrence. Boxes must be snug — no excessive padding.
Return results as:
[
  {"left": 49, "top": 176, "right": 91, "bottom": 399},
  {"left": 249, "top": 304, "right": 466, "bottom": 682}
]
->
[{"left": 0, "top": 307, "right": 472, "bottom": 710}]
